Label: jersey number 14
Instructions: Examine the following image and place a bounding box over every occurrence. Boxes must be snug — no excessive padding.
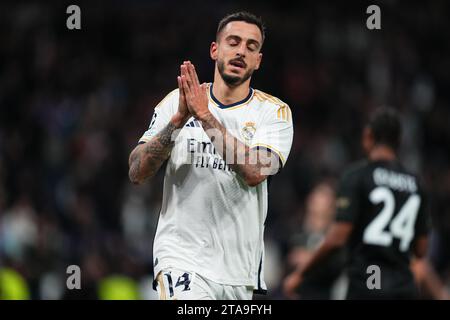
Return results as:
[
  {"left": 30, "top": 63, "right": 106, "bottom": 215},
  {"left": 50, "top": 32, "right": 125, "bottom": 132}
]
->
[{"left": 363, "top": 186, "right": 421, "bottom": 251}]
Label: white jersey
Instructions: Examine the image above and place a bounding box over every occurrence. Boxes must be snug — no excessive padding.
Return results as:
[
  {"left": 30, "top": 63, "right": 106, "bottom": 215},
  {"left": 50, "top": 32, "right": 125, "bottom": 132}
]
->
[{"left": 139, "top": 83, "right": 293, "bottom": 293}]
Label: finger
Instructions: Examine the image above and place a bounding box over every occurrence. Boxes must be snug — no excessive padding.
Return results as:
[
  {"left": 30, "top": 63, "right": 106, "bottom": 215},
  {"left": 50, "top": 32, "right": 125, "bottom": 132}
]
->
[
  {"left": 183, "top": 62, "right": 196, "bottom": 87},
  {"left": 187, "top": 65, "right": 201, "bottom": 98},
  {"left": 188, "top": 64, "right": 200, "bottom": 87},
  {"left": 200, "top": 82, "right": 208, "bottom": 93},
  {"left": 199, "top": 83, "right": 207, "bottom": 98},
  {"left": 183, "top": 62, "right": 198, "bottom": 95},
  {"left": 181, "top": 64, "right": 187, "bottom": 78},
  {"left": 183, "top": 61, "right": 191, "bottom": 74},
  {"left": 184, "top": 69, "right": 194, "bottom": 92},
  {"left": 181, "top": 75, "right": 191, "bottom": 96},
  {"left": 177, "top": 76, "right": 186, "bottom": 98}
]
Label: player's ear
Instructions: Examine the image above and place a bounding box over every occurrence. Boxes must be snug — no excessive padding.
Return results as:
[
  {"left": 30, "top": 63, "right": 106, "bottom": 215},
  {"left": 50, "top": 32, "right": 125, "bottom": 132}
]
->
[
  {"left": 210, "top": 42, "right": 218, "bottom": 61},
  {"left": 254, "top": 52, "right": 263, "bottom": 70}
]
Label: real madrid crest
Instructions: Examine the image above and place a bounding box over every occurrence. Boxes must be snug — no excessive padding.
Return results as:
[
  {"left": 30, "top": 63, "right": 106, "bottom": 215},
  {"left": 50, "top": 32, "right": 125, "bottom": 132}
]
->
[{"left": 241, "top": 121, "right": 256, "bottom": 141}]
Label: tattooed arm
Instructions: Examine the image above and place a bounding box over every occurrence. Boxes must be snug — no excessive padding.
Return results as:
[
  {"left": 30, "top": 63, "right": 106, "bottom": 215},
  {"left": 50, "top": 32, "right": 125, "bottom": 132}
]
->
[
  {"left": 129, "top": 63, "right": 192, "bottom": 184},
  {"left": 128, "top": 119, "right": 181, "bottom": 184},
  {"left": 200, "top": 113, "right": 280, "bottom": 186}
]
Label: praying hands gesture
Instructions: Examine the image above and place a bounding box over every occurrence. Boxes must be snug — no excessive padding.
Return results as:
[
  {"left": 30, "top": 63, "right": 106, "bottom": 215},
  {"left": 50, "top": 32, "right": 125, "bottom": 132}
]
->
[
  {"left": 177, "top": 60, "right": 280, "bottom": 187},
  {"left": 178, "top": 61, "right": 210, "bottom": 121}
]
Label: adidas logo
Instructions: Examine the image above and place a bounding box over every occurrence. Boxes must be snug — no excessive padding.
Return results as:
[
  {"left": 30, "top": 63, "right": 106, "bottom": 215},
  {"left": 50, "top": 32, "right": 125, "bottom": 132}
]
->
[{"left": 185, "top": 119, "right": 201, "bottom": 128}]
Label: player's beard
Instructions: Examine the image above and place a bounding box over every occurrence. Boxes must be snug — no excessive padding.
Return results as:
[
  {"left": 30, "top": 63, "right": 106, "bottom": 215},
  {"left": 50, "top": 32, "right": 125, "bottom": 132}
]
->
[{"left": 217, "top": 59, "right": 253, "bottom": 87}]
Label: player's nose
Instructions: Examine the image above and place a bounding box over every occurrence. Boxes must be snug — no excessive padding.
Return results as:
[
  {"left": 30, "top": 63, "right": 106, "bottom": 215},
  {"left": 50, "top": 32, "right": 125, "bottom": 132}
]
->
[{"left": 236, "top": 43, "right": 247, "bottom": 57}]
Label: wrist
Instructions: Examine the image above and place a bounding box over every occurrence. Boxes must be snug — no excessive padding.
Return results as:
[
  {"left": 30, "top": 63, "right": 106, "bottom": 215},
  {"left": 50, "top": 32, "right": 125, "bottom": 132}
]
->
[
  {"left": 170, "top": 113, "right": 190, "bottom": 128},
  {"left": 197, "top": 110, "right": 213, "bottom": 123}
]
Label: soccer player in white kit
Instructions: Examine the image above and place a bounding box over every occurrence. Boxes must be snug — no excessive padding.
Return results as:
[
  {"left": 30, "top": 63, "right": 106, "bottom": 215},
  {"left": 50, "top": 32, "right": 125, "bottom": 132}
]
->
[{"left": 128, "top": 12, "right": 294, "bottom": 300}]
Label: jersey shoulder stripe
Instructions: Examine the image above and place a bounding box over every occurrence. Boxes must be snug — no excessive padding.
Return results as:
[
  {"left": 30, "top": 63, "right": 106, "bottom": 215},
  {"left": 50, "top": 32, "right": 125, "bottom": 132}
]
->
[
  {"left": 155, "top": 89, "right": 178, "bottom": 109},
  {"left": 253, "top": 89, "right": 287, "bottom": 107},
  {"left": 254, "top": 90, "right": 292, "bottom": 122}
]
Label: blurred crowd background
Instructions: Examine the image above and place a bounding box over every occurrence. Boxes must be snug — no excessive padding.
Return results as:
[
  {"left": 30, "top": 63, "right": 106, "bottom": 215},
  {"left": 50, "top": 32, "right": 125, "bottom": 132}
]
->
[{"left": 0, "top": 0, "right": 449, "bottom": 299}]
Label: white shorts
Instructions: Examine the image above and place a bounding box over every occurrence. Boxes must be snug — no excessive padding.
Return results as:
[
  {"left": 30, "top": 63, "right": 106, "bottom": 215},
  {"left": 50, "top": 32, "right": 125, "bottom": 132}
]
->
[{"left": 155, "top": 268, "right": 254, "bottom": 300}]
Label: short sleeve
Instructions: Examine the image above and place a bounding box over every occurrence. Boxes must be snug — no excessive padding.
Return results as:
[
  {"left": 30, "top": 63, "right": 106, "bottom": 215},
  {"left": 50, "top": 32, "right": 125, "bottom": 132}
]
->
[
  {"left": 138, "top": 89, "right": 178, "bottom": 144},
  {"left": 335, "top": 169, "right": 361, "bottom": 223},
  {"left": 250, "top": 104, "right": 294, "bottom": 167}
]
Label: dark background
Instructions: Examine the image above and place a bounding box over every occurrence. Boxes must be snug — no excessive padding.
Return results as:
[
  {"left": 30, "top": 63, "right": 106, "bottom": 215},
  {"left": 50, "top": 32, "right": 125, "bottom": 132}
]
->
[{"left": 0, "top": 0, "right": 449, "bottom": 299}]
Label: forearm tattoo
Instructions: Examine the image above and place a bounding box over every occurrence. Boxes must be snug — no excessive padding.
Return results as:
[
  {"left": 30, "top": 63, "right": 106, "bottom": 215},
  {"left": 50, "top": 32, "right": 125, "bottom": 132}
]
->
[
  {"left": 200, "top": 113, "right": 275, "bottom": 183},
  {"left": 129, "top": 122, "right": 177, "bottom": 183}
]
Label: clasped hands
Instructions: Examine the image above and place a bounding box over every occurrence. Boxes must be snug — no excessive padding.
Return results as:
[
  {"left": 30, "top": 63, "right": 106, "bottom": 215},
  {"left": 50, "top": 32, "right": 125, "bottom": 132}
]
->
[{"left": 173, "top": 61, "right": 210, "bottom": 126}]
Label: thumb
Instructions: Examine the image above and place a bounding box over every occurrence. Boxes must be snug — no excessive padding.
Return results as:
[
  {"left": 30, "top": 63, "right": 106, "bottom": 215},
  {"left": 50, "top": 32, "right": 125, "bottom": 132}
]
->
[{"left": 201, "top": 83, "right": 208, "bottom": 93}]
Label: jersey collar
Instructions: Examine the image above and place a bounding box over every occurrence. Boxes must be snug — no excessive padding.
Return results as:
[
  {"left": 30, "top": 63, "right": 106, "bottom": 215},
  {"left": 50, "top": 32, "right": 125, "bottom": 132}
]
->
[{"left": 209, "top": 84, "right": 254, "bottom": 109}]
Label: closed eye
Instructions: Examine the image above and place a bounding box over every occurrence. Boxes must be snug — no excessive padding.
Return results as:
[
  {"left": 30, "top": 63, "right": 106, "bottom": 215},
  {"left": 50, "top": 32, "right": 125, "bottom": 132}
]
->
[
  {"left": 226, "top": 35, "right": 241, "bottom": 46},
  {"left": 247, "top": 40, "right": 260, "bottom": 52}
]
